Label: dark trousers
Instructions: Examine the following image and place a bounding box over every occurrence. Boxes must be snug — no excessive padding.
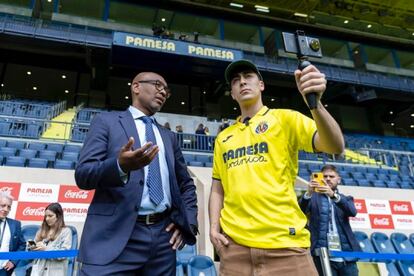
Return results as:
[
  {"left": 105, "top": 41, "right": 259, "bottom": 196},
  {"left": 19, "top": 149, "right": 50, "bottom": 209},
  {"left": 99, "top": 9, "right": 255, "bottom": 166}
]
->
[
  {"left": 80, "top": 217, "right": 176, "bottom": 276},
  {"left": 313, "top": 256, "right": 359, "bottom": 276}
]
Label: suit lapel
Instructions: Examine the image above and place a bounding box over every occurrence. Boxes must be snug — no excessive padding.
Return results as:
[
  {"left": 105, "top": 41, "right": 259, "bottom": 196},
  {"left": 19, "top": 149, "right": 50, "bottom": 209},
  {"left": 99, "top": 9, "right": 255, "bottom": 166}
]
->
[
  {"left": 118, "top": 109, "right": 144, "bottom": 181},
  {"left": 119, "top": 110, "right": 141, "bottom": 149}
]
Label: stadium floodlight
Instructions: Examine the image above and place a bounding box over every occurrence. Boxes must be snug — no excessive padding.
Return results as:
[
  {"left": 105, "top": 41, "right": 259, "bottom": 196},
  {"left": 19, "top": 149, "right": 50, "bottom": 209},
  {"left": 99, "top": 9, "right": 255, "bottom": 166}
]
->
[
  {"left": 65, "top": 90, "right": 69, "bottom": 94},
  {"left": 367, "top": 24, "right": 372, "bottom": 28},
  {"left": 254, "top": 5, "right": 268, "bottom": 9},
  {"left": 256, "top": 8, "right": 269, "bottom": 13},
  {"left": 229, "top": 3, "right": 243, "bottom": 8},
  {"left": 344, "top": 20, "right": 349, "bottom": 24},
  {"left": 282, "top": 30, "right": 323, "bottom": 109},
  {"left": 294, "top": 12, "right": 308, "bottom": 18}
]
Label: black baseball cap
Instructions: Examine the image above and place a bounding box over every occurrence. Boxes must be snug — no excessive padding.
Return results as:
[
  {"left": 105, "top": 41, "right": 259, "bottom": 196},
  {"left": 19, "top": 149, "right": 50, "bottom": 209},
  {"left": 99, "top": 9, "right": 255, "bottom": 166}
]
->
[{"left": 224, "top": 59, "right": 263, "bottom": 84}]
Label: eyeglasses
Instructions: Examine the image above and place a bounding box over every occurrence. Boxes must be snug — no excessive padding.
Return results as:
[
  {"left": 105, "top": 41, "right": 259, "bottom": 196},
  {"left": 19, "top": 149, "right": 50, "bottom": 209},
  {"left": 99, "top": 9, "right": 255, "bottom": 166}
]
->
[{"left": 138, "top": 80, "right": 171, "bottom": 98}]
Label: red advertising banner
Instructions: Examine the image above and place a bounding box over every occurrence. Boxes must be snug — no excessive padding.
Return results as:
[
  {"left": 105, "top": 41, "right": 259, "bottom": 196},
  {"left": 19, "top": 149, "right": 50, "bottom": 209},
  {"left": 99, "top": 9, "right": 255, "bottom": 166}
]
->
[
  {"left": 58, "top": 185, "right": 94, "bottom": 204},
  {"left": 369, "top": 214, "right": 395, "bottom": 229},
  {"left": 354, "top": 199, "right": 367, "bottom": 214},
  {"left": 15, "top": 202, "right": 49, "bottom": 221},
  {"left": 0, "top": 182, "right": 21, "bottom": 200},
  {"left": 389, "top": 201, "right": 414, "bottom": 215}
]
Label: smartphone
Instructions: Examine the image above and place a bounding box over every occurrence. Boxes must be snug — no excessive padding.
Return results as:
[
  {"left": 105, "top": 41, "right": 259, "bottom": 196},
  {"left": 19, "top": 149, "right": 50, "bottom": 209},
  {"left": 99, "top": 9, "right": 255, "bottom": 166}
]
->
[
  {"left": 27, "top": 240, "right": 36, "bottom": 247},
  {"left": 312, "top": 172, "right": 325, "bottom": 192}
]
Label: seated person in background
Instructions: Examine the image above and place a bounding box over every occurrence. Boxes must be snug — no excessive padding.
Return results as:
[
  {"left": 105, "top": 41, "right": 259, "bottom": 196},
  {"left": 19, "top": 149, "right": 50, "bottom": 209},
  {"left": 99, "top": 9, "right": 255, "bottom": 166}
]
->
[
  {"left": 299, "top": 165, "right": 361, "bottom": 276},
  {"left": 195, "top": 123, "right": 206, "bottom": 135},
  {"left": 163, "top": 122, "right": 171, "bottom": 130},
  {"left": 175, "top": 125, "right": 183, "bottom": 133},
  {"left": 29, "top": 203, "right": 72, "bottom": 276},
  {"left": 0, "top": 192, "right": 25, "bottom": 276}
]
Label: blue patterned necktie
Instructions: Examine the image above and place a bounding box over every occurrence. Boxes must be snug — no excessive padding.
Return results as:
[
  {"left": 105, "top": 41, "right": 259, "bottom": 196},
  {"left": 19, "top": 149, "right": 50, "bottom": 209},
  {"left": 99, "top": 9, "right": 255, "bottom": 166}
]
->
[{"left": 140, "top": 116, "right": 164, "bottom": 205}]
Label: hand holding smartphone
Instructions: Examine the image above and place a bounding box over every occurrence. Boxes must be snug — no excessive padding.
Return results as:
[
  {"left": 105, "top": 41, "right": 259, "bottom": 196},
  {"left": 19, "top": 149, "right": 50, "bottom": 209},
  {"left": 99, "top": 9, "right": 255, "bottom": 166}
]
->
[
  {"left": 312, "top": 172, "right": 325, "bottom": 192},
  {"left": 27, "top": 240, "right": 36, "bottom": 249}
]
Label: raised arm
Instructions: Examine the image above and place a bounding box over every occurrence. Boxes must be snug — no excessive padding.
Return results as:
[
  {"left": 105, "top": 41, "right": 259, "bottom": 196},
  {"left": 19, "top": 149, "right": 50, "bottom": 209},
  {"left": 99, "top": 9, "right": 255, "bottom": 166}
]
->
[{"left": 295, "top": 65, "right": 344, "bottom": 154}]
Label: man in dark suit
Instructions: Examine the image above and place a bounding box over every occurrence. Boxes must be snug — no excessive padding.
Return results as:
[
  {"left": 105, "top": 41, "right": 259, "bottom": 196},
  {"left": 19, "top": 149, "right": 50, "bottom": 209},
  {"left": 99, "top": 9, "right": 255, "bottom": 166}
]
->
[
  {"left": 75, "top": 72, "right": 198, "bottom": 275},
  {"left": 0, "top": 192, "right": 25, "bottom": 276},
  {"left": 299, "top": 164, "right": 361, "bottom": 276}
]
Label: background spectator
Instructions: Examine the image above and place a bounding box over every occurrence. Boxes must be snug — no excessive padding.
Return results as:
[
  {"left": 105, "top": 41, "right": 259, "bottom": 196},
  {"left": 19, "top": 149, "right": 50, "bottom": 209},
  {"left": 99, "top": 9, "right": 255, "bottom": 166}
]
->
[{"left": 29, "top": 203, "right": 72, "bottom": 276}]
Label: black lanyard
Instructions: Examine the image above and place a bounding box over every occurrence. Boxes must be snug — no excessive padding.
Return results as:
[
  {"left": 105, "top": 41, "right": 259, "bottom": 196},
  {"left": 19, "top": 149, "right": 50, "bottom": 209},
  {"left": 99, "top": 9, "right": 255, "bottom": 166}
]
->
[{"left": 0, "top": 220, "right": 7, "bottom": 248}]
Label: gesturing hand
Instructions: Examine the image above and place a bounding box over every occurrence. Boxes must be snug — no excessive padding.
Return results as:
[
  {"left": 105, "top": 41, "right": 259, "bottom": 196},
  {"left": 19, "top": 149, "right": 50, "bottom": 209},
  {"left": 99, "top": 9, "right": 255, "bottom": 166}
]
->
[{"left": 118, "top": 137, "right": 159, "bottom": 173}]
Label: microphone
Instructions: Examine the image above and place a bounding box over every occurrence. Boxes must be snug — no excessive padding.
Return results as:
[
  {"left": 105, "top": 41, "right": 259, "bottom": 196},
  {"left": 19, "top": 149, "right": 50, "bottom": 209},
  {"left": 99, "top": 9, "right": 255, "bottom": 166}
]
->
[
  {"left": 298, "top": 60, "right": 317, "bottom": 110},
  {"left": 243, "top": 117, "right": 250, "bottom": 126}
]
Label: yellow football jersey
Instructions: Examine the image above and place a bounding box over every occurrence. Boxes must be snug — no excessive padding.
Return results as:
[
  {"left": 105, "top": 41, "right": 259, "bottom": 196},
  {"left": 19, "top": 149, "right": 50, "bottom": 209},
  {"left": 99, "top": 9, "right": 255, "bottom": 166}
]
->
[{"left": 212, "top": 106, "right": 317, "bottom": 248}]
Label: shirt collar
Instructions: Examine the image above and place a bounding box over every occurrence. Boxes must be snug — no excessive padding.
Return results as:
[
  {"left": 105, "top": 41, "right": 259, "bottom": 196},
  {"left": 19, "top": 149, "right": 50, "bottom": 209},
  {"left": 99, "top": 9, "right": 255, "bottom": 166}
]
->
[
  {"left": 236, "top": 105, "right": 269, "bottom": 127},
  {"left": 129, "top": 106, "right": 152, "bottom": 120}
]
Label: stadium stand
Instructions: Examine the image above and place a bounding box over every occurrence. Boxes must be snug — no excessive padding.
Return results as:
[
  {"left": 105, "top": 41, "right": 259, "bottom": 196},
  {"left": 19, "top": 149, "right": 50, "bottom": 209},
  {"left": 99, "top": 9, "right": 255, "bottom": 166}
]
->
[{"left": 1, "top": 0, "right": 414, "bottom": 275}]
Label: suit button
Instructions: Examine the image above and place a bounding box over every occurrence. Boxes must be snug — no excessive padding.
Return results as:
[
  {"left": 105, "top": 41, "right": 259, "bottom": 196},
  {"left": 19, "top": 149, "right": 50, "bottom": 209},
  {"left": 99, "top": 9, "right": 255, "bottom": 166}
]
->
[
  {"left": 139, "top": 180, "right": 144, "bottom": 186},
  {"left": 135, "top": 206, "right": 139, "bottom": 212}
]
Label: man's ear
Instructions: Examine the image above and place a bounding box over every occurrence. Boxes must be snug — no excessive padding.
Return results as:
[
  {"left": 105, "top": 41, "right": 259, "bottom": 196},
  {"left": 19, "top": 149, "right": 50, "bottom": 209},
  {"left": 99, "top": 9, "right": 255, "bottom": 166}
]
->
[
  {"left": 259, "top": 80, "right": 265, "bottom": 92},
  {"left": 230, "top": 89, "right": 236, "bottom": 100},
  {"left": 131, "top": 82, "right": 140, "bottom": 95}
]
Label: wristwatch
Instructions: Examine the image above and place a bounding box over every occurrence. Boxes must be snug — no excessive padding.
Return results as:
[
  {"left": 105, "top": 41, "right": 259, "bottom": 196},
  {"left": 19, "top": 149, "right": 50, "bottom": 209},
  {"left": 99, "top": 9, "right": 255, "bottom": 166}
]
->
[{"left": 331, "top": 193, "right": 340, "bottom": 202}]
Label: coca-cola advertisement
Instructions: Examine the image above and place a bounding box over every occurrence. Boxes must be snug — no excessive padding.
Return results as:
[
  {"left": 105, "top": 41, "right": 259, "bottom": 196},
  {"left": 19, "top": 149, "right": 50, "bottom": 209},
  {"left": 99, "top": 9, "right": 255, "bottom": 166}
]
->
[
  {"left": 58, "top": 185, "right": 94, "bottom": 204},
  {"left": 19, "top": 183, "right": 59, "bottom": 202},
  {"left": 354, "top": 199, "right": 367, "bottom": 214},
  {"left": 369, "top": 214, "right": 394, "bottom": 229},
  {"left": 389, "top": 201, "right": 414, "bottom": 215},
  {"left": 0, "top": 182, "right": 21, "bottom": 200},
  {"left": 15, "top": 202, "right": 49, "bottom": 221}
]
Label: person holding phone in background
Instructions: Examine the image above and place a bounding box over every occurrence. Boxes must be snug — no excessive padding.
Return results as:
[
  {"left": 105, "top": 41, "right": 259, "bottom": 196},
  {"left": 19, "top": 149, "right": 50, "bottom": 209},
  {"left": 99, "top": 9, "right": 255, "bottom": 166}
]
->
[
  {"left": 299, "top": 164, "right": 361, "bottom": 276},
  {"left": 29, "top": 203, "right": 72, "bottom": 276}
]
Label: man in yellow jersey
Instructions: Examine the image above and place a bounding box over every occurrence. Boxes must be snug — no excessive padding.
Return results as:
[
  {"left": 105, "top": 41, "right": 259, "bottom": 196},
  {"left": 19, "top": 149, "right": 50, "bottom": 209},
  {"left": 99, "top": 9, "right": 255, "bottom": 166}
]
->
[{"left": 209, "top": 60, "right": 344, "bottom": 276}]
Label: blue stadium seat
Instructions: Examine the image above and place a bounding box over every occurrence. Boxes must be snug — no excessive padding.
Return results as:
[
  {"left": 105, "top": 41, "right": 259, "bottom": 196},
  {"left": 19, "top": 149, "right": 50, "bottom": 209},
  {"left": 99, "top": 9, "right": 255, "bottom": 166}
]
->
[
  {"left": 0, "top": 140, "right": 6, "bottom": 147},
  {"left": 38, "top": 150, "right": 57, "bottom": 161},
  {"left": 6, "top": 140, "right": 26, "bottom": 149},
  {"left": 15, "top": 225, "right": 40, "bottom": 275},
  {"left": 28, "top": 142, "right": 47, "bottom": 151},
  {"left": 410, "top": 234, "right": 414, "bottom": 247},
  {"left": 188, "top": 161, "right": 204, "bottom": 167},
  {"left": 377, "top": 174, "right": 388, "bottom": 181},
  {"left": 5, "top": 156, "right": 26, "bottom": 167},
  {"left": 177, "top": 244, "right": 197, "bottom": 269},
  {"left": 28, "top": 158, "right": 48, "bottom": 168},
  {"left": 183, "top": 154, "right": 196, "bottom": 162},
  {"left": 371, "top": 232, "right": 400, "bottom": 275},
  {"left": 63, "top": 144, "right": 82, "bottom": 153},
  {"left": 54, "top": 160, "right": 74, "bottom": 170},
  {"left": 67, "top": 225, "right": 78, "bottom": 276},
  {"left": 386, "top": 180, "right": 400, "bottom": 189},
  {"left": 0, "top": 147, "right": 17, "bottom": 157},
  {"left": 61, "top": 152, "right": 79, "bottom": 162},
  {"left": 372, "top": 180, "right": 387, "bottom": 188},
  {"left": 187, "top": 255, "right": 217, "bottom": 276},
  {"left": 400, "top": 181, "right": 413, "bottom": 189},
  {"left": 356, "top": 179, "right": 371, "bottom": 187},
  {"left": 18, "top": 149, "right": 37, "bottom": 159},
  {"left": 205, "top": 162, "right": 213, "bottom": 168},
  {"left": 397, "top": 262, "right": 414, "bottom": 276},
  {"left": 47, "top": 143, "right": 64, "bottom": 153},
  {"left": 364, "top": 173, "right": 377, "bottom": 181},
  {"left": 195, "top": 155, "right": 211, "bottom": 163},
  {"left": 371, "top": 232, "right": 396, "bottom": 254},
  {"left": 391, "top": 233, "right": 414, "bottom": 254},
  {"left": 354, "top": 231, "right": 376, "bottom": 253}
]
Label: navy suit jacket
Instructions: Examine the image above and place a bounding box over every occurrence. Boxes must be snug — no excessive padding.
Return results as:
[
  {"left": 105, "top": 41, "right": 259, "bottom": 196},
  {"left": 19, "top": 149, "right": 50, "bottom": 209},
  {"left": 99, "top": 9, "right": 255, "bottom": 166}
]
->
[
  {"left": 299, "top": 192, "right": 361, "bottom": 253},
  {"left": 75, "top": 110, "right": 198, "bottom": 265},
  {"left": 4, "top": 218, "right": 26, "bottom": 267}
]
